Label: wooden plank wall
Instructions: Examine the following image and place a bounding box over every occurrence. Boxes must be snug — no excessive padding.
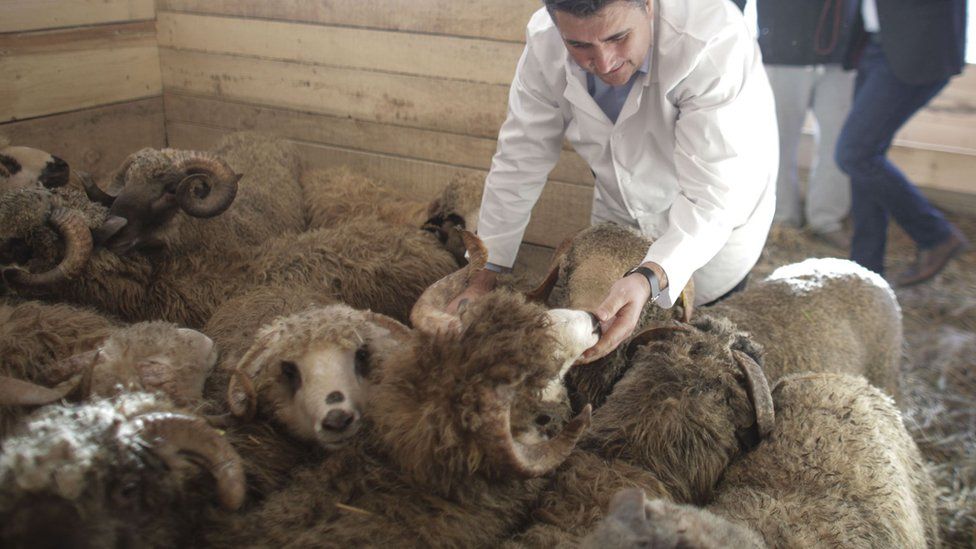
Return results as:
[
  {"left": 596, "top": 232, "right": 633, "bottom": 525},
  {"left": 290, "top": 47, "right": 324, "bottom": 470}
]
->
[
  {"left": 157, "top": 1, "right": 976, "bottom": 248},
  {"left": 0, "top": 1, "right": 165, "bottom": 176}
]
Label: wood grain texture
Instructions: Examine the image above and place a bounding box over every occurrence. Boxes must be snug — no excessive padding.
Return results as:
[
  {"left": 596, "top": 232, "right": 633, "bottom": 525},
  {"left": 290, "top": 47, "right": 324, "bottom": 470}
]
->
[
  {"left": 159, "top": 49, "right": 509, "bottom": 138},
  {"left": 156, "top": 0, "right": 535, "bottom": 42},
  {"left": 0, "top": 0, "right": 154, "bottom": 33},
  {"left": 156, "top": 12, "right": 521, "bottom": 85}
]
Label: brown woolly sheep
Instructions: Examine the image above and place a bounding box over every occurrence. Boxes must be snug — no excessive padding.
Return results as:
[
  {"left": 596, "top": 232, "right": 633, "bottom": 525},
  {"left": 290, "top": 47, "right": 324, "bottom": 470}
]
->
[
  {"left": 707, "top": 257, "right": 903, "bottom": 398},
  {"left": 204, "top": 238, "right": 601, "bottom": 548},
  {"left": 87, "top": 131, "right": 304, "bottom": 258},
  {"left": 0, "top": 300, "right": 218, "bottom": 438},
  {"left": 0, "top": 392, "right": 245, "bottom": 548},
  {"left": 301, "top": 166, "right": 484, "bottom": 265},
  {"left": 581, "top": 373, "right": 938, "bottom": 549}
]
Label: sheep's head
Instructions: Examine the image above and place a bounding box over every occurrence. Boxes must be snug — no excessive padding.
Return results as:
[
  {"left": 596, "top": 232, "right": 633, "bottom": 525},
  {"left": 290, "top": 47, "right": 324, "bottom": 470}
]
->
[
  {"left": 581, "top": 488, "right": 766, "bottom": 549},
  {"left": 227, "top": 305, "right": 410, "bottom": 450},
  {"left": 374, "top": 232, "right": 600, "bottom": 490},
  {"left": 421, "top": 173, "right": 484, "bottom": 265},
  {"left": 0, "top": 188, "right": 94, "bottom": 288},
  {"left": 0, "top": 323, "right": 217, "bottom": 409},
  {"left": 0, "top": 143, "right": 70, "bottom": 192},
  {"left": 87, "top": 148, "right": 241, "bottom": 255},
  {"left": 0, "top": 393, "right": 245, "bottom": 549}
]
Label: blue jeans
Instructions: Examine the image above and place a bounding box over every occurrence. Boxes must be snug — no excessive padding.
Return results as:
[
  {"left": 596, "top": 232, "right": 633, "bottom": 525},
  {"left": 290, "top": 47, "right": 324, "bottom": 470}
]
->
[{"left": 834, "top": 41, "right": 953, "bottom": 275}]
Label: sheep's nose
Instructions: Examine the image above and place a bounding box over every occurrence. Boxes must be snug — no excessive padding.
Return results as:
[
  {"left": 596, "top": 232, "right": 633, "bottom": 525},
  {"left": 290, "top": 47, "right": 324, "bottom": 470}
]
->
[
  {"left": 321, "top": 409, "right": 354, "bottom": 432},
  {"left": 588, "top": 312, "right": 602, "bottom": 337}
]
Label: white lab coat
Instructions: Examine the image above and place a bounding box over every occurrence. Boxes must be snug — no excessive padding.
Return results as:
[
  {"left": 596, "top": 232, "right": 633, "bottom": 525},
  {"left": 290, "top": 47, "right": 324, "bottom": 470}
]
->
[{"left": 478, "top": 0, "right": 778, "bottom": 306}]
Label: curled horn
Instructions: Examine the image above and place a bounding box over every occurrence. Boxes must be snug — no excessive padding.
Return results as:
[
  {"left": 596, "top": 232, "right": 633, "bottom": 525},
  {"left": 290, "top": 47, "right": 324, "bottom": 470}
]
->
[
  {"left": 226, "top": 369, "right": 257, "bottom": 421},
  {"left": 480, "top": 384, "right": 591, "bottom": 478},
  {"left": 365, "top": 312, "right": 413, "bottom": 345},
  {"left": 731, "top": 350, "right": 775, "bottom": 440},
  {"left": 409, "top": 230, "right": 487, "bottom": 335},
  {"left": 0, "top": 375, "right": 75, "bottom": 406},
  {"left": 524, "top": 231, "right": 579, "bottom": 304},
  {"left": 132, "top": 412, "right": 246, "bottom": 511},
  {"left": 81, "top": 152, "right": 137, "bottom": 206},
  {"left": 40, "top": 349, "right": 100, "bottom": 386},
  {"left": 165, "top": 150, "right": 241, "bottom": 218},
  {"left": 2, "top": 207, "right": 92, "bottom": 286}
]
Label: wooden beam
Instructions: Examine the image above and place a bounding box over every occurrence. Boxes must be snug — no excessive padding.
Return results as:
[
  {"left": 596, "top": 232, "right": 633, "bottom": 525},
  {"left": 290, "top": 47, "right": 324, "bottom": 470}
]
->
[
  {"left": 156, "top": 12, "right": 521, "bottom": 85},
  {"left": 0, "top": 0, "right": 154, "bottom": 33},
  {"left": 0, "top": 98, "right": 166, "bottom": 177},
  {"left": 1, "top": 46, "right": 162, "bottom": 122},
  {"left": 0, "top": 21, "right": 157, "bottom": 55},
  {"left": 159, "top": 49, "right": 509, "bottom": 139},
  {"left": 156, "top": 0, "right": 536, "bottom": 43},
  {"left": 163, "top": 94, "right": 594, "bottom": 186},
  {"left": 167, "top": 123, "right": 593, "bottom": 248}
]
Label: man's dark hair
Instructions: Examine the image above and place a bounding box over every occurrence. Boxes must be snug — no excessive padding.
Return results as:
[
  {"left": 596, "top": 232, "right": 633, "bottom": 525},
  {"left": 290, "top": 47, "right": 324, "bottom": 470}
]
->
[{"left": 544, "top": 0, "right": 647, "bottom": 18}]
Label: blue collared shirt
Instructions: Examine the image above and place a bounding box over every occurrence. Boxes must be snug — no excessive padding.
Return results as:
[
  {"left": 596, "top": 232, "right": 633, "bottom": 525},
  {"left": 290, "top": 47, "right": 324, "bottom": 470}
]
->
[{"left": 586, "top": 51, "right": 651, "bottom": 123}]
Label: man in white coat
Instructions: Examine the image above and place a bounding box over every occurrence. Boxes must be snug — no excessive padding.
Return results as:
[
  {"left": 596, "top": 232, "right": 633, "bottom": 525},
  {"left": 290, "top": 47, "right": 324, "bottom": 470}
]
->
[{"left": 454, "top": 0, "right": 778, "bottom": 362}]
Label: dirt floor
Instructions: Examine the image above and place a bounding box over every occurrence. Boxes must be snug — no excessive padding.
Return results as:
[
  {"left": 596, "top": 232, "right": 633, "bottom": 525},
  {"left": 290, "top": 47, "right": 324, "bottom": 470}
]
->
[{"left": 514, "top": 211, "right": 976, "bottom": 547}]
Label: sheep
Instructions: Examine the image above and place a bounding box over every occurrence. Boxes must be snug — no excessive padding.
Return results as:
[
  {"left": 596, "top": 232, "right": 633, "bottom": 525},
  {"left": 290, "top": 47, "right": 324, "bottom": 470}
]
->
[
  {"left": 300, "top": 166, "right": 484, "bottom": 264},
  {"left": 0, "top": 392, "right": 245, "bottom": 548},
  {"left": 706, "top": 257, "right": 903, "bottom": 398},
  {"left": 0, "top": 299, "right": 219, "bottom": 438},
  {"left": 581, "top": 373, "right": 939, "bottom": 548},
  {"left": 203, "top": 235, "right": 602, "bottom": 548},
  {"left": 87, "top": 131, "right": 304, "bottom": 258},
  {"left": 202, "top": 285, "right": 412, "bottom": 499},
  {"left": 0, "top": 137, "right": 70, "bottom": 191}
]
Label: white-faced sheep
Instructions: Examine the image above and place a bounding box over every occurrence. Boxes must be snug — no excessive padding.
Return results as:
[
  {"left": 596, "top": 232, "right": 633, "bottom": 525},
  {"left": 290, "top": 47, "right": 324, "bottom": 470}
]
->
[
  {"left": 581, "top": 373, "right": 938, "bottom": 548},
  {"left": 0, "top": 392, "right": 245, "bottom": 548},
  {"left": 202, "top": 284, "right": 410, "bottom": 499},
  {"left": 0, "top": 136, "right": 71, "bottom": 192},
  {"left": 203, "top": 236, "right": 602, "bottom": 548},
  {"left": 0, "top": 299, "right": 218, "bottom": 438}
]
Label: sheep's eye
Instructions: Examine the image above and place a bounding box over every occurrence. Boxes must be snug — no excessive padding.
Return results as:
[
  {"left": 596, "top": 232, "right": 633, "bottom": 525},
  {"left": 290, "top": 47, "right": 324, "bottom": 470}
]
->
[
  {"left": 354, "top": 345, "right": 370, "bottom": 378},
  {"left": 280, "top": 360, "right": 301, "bottom": 392}
]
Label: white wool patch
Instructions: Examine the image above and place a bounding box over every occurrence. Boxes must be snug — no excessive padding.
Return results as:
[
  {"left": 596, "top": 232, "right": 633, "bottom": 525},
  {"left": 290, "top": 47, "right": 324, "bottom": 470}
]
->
[
  {"left": 767, "top": 258, "right": 897, "bottom": 302},
  {"left": 0, "top": 393, "right": 165, "bottom": 500}
]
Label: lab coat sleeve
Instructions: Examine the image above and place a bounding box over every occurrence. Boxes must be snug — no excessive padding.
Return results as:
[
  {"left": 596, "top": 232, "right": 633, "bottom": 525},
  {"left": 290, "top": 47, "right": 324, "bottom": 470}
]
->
[
  {"left": 643, "top": 24, "right": 773, "bottom": 305},
  {"left": 477, "top": 39, "right": 568, "bottom": 268}
]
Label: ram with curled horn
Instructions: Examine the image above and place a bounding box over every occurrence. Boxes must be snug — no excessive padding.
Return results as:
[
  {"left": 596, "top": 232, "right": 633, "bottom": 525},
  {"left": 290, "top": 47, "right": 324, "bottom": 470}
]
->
[{"left": 0, "top": 393, "right": 246, "bottom": 548}]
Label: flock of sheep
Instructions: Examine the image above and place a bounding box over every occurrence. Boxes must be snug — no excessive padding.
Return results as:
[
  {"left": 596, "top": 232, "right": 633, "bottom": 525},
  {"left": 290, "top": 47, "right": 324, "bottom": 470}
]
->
[{"left": 0, "top": 132, "right": 941, "bottom": 547}]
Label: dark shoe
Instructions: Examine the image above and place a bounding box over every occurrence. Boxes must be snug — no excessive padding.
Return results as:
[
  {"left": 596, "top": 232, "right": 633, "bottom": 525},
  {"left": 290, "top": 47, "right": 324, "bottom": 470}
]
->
[
  {"left": 894, "top": 229, "right": 969, "bottom": 287},
  {"left": 810, "top": 229, "right": 851, "bottom": 251}
]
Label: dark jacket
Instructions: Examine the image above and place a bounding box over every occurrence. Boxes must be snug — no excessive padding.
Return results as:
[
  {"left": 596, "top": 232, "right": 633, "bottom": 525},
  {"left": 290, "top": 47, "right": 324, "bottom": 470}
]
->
[
  {"left": 755, "top": 0, "right": 861, "bottom": 66},
  {"left": 845, "top": 0, "right": 968, "bottom": 85}
]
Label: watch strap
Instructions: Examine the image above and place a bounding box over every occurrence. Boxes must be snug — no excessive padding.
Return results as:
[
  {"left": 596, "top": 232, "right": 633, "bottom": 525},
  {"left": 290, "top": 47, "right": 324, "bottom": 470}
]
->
[{"left": 624, "top": 265, "right": 661, "bottom": 301}]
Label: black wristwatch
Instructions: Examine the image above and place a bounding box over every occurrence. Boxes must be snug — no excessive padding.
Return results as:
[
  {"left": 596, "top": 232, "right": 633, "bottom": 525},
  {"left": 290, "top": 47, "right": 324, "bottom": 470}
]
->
[{"left": 624, "top": 265, "right": 661, "bottom": 302}]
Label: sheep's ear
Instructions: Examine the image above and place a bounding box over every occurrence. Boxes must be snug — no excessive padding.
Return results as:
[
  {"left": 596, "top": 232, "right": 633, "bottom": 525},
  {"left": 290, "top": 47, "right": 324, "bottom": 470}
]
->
[
  {"left": 425, "top": 197, "right": 442, "bottom": 218},
  {"left": 524, "top": 232, "right": 576, "bottom": 304},
  {"left": 365, "top": 312, "right": 412, "bottom": 346},
  {"left": 227, "top": 370, "right": 257, "bottom": 421},
  {"left": 0, "top": 375, "right": 73, "bottom": 406}
]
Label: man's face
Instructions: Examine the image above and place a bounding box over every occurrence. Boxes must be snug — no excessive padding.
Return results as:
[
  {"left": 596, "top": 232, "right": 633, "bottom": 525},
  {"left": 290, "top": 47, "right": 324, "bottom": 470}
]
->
[{"left": 553, "top": 0, "right": 653, "bottom": 87}]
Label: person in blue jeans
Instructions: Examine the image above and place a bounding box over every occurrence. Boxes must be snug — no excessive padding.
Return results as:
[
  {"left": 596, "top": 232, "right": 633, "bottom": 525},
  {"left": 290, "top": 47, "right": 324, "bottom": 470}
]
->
[{"left": 834, "top": 0, "right": 969, "bottom": 285}]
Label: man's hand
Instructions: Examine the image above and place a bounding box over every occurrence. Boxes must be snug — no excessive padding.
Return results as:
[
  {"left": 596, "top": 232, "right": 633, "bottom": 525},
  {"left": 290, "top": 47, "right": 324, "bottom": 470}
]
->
[
  {"left": 578, "top": 262, "right": 667, "bottom": 364},
  {"left": 446, "top": 269, "right": 498, "bottom": 314}
]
